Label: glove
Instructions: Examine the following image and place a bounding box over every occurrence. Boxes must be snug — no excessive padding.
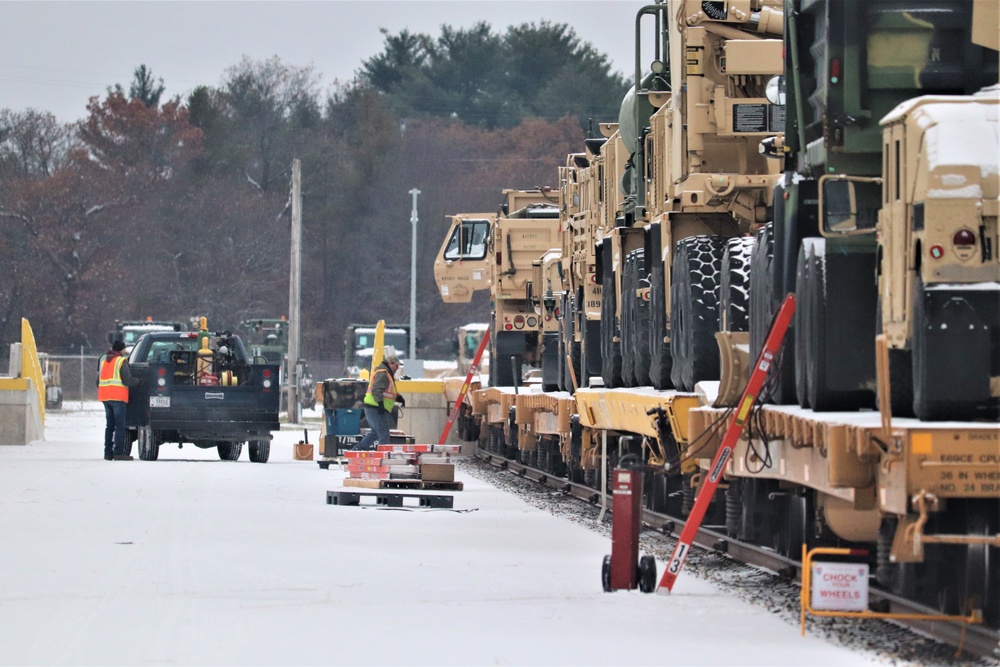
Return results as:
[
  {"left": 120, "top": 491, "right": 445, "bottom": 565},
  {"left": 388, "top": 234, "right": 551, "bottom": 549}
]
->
[{"left": 396, "top": 394, "right": 405, "bottom": 408}]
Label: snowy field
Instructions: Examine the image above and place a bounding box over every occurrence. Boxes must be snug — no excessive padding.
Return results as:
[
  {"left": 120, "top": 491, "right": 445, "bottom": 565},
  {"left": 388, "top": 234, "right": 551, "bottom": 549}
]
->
[{"left": 0, "top": 404, "right": 882, "bottom": 666}]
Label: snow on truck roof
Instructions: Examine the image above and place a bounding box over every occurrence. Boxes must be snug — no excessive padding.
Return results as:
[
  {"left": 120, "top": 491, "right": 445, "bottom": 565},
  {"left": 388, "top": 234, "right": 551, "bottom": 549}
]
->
[
  {"left": 353, "top": 327, "right": 408, "bottom": 335},
  {"left": 120, "top": 324, "right": 179, "bottom": 331},
  {"left": 881, "top": 93, "right": 999, "bottom": 194}
]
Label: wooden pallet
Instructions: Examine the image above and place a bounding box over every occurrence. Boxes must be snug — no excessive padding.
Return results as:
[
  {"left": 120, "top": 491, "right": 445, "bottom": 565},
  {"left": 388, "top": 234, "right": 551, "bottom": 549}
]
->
[
  {"left": 326, "top": 490, "right": 454, "bottom": 509},
  {"left": 342, "top": 478, "right": 464, "bottom": 491}
]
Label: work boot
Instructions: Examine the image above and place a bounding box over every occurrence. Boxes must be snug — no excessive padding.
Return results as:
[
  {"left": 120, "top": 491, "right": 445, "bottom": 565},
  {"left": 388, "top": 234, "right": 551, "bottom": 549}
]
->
[
  {"left": 104, "top": 453, "right": 114, "bottom": 461},
  {"left": 113, "top": 455, "right": 134, "bottom": 461}
]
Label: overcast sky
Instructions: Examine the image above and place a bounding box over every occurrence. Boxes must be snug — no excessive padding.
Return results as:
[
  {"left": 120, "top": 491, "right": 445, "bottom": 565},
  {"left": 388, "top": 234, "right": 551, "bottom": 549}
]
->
[{"left": 0, "top": 0, "right": 643, "bottom": 123}]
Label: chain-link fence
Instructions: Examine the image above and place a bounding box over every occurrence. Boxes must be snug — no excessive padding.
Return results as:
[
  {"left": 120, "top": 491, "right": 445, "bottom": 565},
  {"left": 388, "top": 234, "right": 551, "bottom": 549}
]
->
[
  {"left": 37, "top": 354, "right": 348, "bottom": 411},
  {"left": 44, "top": 353, "right": 101, "bottom": 407}
]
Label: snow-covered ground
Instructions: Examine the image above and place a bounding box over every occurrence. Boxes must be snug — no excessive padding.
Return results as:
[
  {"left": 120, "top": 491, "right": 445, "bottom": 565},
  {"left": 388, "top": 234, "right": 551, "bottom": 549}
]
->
[{"left": 0, "top": 404, "right": 882, "bottom": 666}]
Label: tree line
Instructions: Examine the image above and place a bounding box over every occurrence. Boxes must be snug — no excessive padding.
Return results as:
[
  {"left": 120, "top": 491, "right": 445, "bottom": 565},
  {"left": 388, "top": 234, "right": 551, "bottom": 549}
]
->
[{"left": 0, "top": 21, "right": 627, "bottom": 364}]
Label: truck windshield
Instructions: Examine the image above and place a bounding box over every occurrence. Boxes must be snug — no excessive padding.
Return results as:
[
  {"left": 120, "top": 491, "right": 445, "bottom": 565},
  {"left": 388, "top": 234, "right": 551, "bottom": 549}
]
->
[
  {"left": 141, "top": 340, "right": 201, "bottom": 363},
  {"left": 444, "top": 219, "right": 489, "bottom": 261}
]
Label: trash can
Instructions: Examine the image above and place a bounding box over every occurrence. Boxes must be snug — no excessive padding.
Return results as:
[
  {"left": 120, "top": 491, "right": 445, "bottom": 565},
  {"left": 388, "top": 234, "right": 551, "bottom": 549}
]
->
[{"left": 322, "top": 408, "right": 362, "bottom": 457}]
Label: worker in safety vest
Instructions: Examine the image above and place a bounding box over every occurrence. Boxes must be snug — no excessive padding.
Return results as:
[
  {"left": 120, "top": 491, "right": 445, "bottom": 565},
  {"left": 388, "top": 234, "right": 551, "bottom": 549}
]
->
[
  {"left": 351, "top": 354, "right": 404, "bottom": 451},
  {"left": 97, "top": 340, "right": 139, "bottom": 460}
]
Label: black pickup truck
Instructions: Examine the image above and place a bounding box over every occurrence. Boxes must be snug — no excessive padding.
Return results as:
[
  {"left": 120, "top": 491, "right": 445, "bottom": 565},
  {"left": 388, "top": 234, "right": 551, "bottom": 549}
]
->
[{"left": 125, "top": 330, "right": 281, "bottom": 462}]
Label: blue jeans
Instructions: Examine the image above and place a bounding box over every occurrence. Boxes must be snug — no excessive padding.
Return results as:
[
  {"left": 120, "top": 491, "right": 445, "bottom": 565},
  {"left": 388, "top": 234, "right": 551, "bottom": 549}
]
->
[
  {"left": 103, "top": 400, "right": 128, "bottom": 457},
  {"left": 353, "top": 406, "right": 390, "bottom": 451}
]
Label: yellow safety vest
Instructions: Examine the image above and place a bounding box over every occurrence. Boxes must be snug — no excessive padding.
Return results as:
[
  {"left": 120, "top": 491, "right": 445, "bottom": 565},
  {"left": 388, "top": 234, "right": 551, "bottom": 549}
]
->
[
  {"left": 363, "top": 367, "right": 397, "bottom": 411},
  {"left": 98, "top": 355, "right": 129, "bottom": 402}
]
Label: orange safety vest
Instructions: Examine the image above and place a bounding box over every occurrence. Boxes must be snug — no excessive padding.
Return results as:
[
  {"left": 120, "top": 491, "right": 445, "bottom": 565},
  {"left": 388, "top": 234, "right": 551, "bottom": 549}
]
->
[
  {"left": 363, "top": 366, "right": 398, "bottom": 411},
  {"left": 98, "top": 354, "right": 129, "bottom": 402}
]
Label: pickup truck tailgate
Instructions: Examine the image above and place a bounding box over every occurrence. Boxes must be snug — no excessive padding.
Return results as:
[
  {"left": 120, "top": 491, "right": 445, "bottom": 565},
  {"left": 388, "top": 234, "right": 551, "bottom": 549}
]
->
[{"left": 129, "top": 363, "right": 280, "bottom": 437}]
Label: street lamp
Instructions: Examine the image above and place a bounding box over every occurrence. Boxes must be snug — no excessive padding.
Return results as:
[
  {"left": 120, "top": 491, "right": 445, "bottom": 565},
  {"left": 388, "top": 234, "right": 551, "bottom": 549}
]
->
[{"left": 408, "top": 188, "right": 420, "bottom": 364}]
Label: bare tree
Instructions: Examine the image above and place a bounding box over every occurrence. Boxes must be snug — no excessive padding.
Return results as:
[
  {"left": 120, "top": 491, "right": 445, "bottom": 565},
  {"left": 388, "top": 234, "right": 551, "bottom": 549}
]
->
[
  {"left": 221, "top": 56, "right": 321, "bottom": 192},
  {"left": 0, "top": 109, "right": 74, "bottom": 180}
]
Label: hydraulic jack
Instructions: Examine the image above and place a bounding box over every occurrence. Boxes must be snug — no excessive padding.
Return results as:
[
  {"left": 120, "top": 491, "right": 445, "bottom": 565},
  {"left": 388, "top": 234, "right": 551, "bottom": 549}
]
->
[{"left": 601, "top": 467, "right": 657, "bottom": 592}]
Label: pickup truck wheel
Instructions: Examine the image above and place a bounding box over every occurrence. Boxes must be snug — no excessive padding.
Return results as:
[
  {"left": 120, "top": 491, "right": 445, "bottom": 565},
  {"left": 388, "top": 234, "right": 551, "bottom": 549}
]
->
[
  {"left": 137, "top": 426, "right": 160, "bottom": 461},
  {"left": 217, "top": 442, "right": 243, "bottom": 461},
  {"left": 249, "top": 440, "right": 270, "bottom": 463}
]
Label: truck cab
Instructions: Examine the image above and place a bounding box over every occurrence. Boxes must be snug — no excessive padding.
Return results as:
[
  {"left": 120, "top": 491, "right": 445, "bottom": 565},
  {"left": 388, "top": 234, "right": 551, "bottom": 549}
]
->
[{"left": 109, "top": 319, "right": 185, "bottom": 355}]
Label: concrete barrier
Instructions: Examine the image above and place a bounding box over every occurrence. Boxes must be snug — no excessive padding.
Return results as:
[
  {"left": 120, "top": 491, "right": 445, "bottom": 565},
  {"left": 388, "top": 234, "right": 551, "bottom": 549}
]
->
[
  {"left": 396, "top": 378, "right": 463, "bottom": 447},
  {"left": 0, "top": 319, "right": 44, "bottom": 446}
]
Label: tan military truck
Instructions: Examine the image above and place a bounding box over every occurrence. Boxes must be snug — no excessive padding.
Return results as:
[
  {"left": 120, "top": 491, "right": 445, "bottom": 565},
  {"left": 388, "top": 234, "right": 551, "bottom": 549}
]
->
[
  {"left": 601, "top": 0, "right": 785, "bottom": 391},
  {"left": 434, "top": 188, "right": 563, "bottom": 388},
  {"left": 821, "top": 91, "right": 999, "bottom": 420}
]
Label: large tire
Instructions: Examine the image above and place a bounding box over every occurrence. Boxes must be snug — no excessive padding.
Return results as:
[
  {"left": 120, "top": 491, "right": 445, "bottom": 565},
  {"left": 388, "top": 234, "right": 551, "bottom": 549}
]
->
[
  {"left": 631, "top": 249, "right": 651, "bottom": 386},
  {"left": 581, "top": 317, "right": 601, "bottom": 391},
  {"left": 719, "top": 237, "right": 754, "bottom": 333},
  {"left": 557, "top": 294, "right": 571, "bottom": 391},
  {"left": 798, "top": 240, "right": 835, "bottom": 410},
  {"left": 488, "top": 314, "right": 498, "bottom": 388},
  {"left": 600, "top": 263, "right": 623, "bottom": 388},
  {"left": 911, "top": 277, "right": 946, "bottom": 420},
  {"left": 620, "top": 251, "right": 637, "bottom": 387},
  {"left": 793, "top": 241, "right": 815, "bottom": 409},
  {"left": 798, "top": 239, "right": 877, "bottom": 411},
  {"left": 249, "top": 439, "right": 270, "bottom": 463},
  {"left": 560, "top": 293, "right": 582, "bottom": 392},
  {"left": 217, "top": 441, "right": 243, "bottom": 461},
  {"left": 137, "top": 426, "right": 160, "bottom": 461},
  {"left": 492, "top": 330, "right": 525, "bottom": 388},
  {"left": 541, "top": 332, "right": 560, "bottom": 392},
  {"left": 912, "top": 277, "right": 998, "bottom": 420},
  {"left": 670, "top": 236, "right": 726, "bottom": 391},
  {"left": 648, "top": 237, "right": 673, "bottom": 390},
  {"left": 748, "top": 224, "right": 797, "bottom": 404}
]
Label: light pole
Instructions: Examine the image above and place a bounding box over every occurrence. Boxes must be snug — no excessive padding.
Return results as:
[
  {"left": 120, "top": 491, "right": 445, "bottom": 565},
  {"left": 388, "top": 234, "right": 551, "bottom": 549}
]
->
[
  {"left": 288, "top": 158, "right": 302, "bottom": 424},
  {"left": 408, "top": 188, "right": 420, "bottom": 363}
]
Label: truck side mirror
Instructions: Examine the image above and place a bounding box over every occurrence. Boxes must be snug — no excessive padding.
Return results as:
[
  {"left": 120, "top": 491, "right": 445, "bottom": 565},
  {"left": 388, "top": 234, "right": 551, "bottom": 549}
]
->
[
  {"left": 765, "top": 75, "right": 785, "bottom": 105},
  {"left": 820, "top": 176, "right": 881, "bottom": 235}
]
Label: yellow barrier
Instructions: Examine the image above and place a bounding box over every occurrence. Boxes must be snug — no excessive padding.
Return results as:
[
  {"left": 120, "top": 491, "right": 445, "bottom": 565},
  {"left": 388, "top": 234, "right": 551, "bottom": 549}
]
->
[{"left": 20, "top": 318, "right": 45, "bottom": 428}]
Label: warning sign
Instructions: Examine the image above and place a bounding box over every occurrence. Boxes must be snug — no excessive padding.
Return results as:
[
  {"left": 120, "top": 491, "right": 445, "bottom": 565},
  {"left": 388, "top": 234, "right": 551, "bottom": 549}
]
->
[
  {"left": 733, "top": 103, "right": 767, "bottom": 133},
  {"left": 810, "top": 562, "right": 869, "bottom": 612}
]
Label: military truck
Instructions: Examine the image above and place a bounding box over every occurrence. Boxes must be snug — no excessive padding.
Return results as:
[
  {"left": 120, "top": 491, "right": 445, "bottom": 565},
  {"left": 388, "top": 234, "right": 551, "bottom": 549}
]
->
[
  {"left": 749, "top": 0, "right": 999, "bottom": 418},
  {"left": 125, "top": 329, "right": 281, "bottom": 462},
  {"left": 241, "top": 317, "right": 316, "bottom": 411},
  {"left": 434, "top": 188, "right": 564, "bottom": 388},
  {"left": 108, "top": 319, "right": 185, "bottom": 354},
  {"left": 343, "top": 323, "right": 411, "bottom": 378},
  {"left": 435, "top": 0, "right": 1000, "bottom": 629}
]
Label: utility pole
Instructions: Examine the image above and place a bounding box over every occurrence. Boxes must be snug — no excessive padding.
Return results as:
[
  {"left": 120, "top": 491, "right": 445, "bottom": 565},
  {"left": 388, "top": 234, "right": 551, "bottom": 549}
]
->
[
  {"left": 408, "top": 188, "right": 420, "bottom": 363},
  {"left": 288, "top": 159, "right": 302, "bottom": 424}
]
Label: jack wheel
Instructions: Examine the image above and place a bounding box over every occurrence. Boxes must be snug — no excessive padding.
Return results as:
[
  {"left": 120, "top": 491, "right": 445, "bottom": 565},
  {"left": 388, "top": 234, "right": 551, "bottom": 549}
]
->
[
  {"left": 601, "top": 555, "right": 612, "bottom": 592},
  {"left": 638, "top": 555, "right": 657, "bottom": 593}
]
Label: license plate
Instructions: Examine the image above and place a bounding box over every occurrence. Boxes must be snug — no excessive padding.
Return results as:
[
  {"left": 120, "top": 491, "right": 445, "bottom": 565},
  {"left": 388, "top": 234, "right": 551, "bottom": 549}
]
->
[{"left": 150, "top": 396, "right": 170, "bottom": 408}]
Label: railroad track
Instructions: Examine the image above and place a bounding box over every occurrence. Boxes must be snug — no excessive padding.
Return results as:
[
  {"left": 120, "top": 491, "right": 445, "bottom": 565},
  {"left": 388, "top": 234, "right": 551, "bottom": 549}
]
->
[{"left": 472, "top": 452, "right": 1000, "bottom": 662}]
